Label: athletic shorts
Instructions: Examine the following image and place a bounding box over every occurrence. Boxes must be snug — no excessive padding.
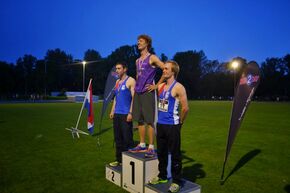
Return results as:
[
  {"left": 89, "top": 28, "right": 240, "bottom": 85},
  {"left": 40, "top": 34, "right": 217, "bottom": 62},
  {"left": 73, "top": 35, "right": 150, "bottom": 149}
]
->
[{"left": 132, "top": 91, "right": 157, "bottom": 125}]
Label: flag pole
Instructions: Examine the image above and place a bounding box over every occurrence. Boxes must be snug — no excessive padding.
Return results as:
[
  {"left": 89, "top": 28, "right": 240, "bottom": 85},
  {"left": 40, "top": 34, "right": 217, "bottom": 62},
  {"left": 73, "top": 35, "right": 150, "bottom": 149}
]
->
[
  {"left": 220, "top": 82, "right": 236, "bottom": 182},
  {"left": 75, "top": 79, "right": 92, "bottom": 132},
  {"left": 65, "top": 79, "right": 92, "bottom": 138}
]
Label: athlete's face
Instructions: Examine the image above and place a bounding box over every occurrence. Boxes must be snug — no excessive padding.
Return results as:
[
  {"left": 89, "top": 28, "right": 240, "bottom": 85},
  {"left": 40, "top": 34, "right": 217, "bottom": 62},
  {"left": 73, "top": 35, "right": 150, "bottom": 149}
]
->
[
  {"left": 163, "top": 63, "right": 174, "bottom": 79},
  {"left": 137, "top": 38, "right": 148, "bottom": 51},
  {"left": 116, "top": 64, "right": 126, "bottom": 78}
]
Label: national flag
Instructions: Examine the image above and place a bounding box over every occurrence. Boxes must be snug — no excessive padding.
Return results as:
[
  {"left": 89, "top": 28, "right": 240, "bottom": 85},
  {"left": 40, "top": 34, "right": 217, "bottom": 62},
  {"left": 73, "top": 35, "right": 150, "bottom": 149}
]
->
[{"left": 85, "top": 80, "right": 94, "bottom": 134}]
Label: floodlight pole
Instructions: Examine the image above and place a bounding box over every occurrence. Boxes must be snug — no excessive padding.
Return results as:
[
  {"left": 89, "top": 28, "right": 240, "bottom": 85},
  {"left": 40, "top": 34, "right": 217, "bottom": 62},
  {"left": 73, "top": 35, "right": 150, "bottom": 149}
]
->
[
  {"left": 82, "top": 61, "right": 86, "bottom": 94},
  {"left": 233, "top": 69, "right": 236, "bottom": 98}
]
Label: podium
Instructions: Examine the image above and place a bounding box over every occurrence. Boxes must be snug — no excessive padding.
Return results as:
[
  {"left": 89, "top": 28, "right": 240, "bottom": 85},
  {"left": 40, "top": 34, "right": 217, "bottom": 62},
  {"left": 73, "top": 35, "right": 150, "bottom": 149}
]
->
[
  {"left": 122, "top": 151, "right": 159, "bottom": 193},
  {"left": 105, "top": 151, "right": 201, "bottom": 193},
  {"left": 105, "top": 164, "right": 122, "bottom": 187},
  {"left": 145, "top": 179, "right": 201, "bottom": 193}
]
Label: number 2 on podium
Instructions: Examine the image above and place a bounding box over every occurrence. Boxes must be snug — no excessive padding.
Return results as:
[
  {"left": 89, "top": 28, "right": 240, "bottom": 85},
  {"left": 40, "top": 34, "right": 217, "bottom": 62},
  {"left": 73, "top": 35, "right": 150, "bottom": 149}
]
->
[{"left": 130, "top": 161, "right": 135, "bottom": 185}]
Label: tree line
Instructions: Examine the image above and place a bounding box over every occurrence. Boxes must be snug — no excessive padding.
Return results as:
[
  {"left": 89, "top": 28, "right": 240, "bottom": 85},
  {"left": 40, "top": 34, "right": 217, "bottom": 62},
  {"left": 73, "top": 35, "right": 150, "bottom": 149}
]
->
[{"left": 0, "top": 46, "right": 289, "bottom": 100}]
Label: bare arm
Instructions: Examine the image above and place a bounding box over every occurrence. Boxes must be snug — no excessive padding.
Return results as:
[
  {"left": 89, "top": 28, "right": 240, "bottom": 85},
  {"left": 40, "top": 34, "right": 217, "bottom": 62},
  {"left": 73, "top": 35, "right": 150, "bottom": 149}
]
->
[
  {"left": 147, "top": 55, "right": 166, "bottom": 92},
  {"left": 110, "top": 96, "right": 116, "bottom": 119},
  {"left": 175, "top": 84, "right": 189, "bottom": 124},
  {"left": 150, "top": 54, "right": 165, "bottom": 70},
  {"left": 127, "top": 77, "right": 136, "bottom": 122},
  {"left": 110, "top": 80, "right": 118, "bottom": 119},
  {"left": 135, "top": 59, "right": 138, "bottom": 80}
]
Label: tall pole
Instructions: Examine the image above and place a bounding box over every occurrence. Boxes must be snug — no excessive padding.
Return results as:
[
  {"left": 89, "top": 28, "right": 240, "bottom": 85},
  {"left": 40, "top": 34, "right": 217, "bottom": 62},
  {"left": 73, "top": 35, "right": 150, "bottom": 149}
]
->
[
  {"left": 82, "top": 61, "right": 86, "bottom": 93},
  {"left": 233, "top": 69, "right": 236, "bottom": 98},
  {"left": 231, "top": 61, "right": 239, "bottom": 99}
]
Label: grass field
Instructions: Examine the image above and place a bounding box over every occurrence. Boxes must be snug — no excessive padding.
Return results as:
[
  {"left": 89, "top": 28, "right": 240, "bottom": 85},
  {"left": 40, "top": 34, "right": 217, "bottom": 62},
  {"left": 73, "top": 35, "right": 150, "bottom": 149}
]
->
[{"left": 0, "top": 101, "right": 289, "bottom": 193}]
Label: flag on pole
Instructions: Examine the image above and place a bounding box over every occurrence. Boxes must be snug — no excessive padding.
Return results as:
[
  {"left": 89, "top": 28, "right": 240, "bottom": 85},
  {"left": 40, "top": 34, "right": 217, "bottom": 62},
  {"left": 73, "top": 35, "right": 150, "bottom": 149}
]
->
[
  {"left": 85, "top": 79, "right": 94, "bottom": 134},
  {"left": 221, "top": 61, "right": 260, "bottom": 181}
]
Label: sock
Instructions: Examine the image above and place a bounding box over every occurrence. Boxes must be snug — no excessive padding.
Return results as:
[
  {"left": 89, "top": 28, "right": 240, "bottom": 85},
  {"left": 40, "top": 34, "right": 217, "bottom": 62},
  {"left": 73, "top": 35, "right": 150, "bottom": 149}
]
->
[
  {"left": 148, "top": 144, "right": 154, "bottom": 149},
  {"left": 140, "top": 143, "right": 146, "bottom": 148}
]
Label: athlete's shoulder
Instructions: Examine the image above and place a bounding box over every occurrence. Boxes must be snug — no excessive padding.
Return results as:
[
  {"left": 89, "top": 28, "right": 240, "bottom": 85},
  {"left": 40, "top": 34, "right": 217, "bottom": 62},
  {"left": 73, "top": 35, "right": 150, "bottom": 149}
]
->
[
  {"left": 174, "top": 82, "right": 186, "bottom": 92},
  {"left": 149, "top": 54, "right": 158, "bottom": 60},
  {"left": 128, "top": 76, "right": 136, "bottom": 82}
]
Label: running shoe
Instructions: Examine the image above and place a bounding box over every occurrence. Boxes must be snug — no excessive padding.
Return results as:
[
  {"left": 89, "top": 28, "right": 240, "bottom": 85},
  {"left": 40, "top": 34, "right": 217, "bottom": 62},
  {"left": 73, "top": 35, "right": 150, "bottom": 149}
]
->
[
  {"left": 149, "top": 177, "right": 168, "bottom": 185},
  {"left": 129, "top": 145, "right": 147, "bottom": 153},
  {"left": 144, "top": 148, "right": 156, "bottom": 158}
]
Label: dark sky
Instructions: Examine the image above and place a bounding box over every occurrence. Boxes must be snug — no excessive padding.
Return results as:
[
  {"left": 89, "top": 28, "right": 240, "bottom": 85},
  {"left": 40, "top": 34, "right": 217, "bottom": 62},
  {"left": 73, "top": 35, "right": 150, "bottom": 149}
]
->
[{"left": 1, "top": 0, "right": 290, "bottom": 64}]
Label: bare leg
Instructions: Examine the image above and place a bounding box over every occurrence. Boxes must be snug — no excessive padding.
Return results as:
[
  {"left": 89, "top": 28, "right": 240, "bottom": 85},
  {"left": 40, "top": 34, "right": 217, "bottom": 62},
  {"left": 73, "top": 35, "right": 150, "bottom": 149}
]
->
[
  {"left": 147, "top": 124, "right": 155, "bottom": 145},
  {"left": 138, "top": 124, "right": 146, "bottom": 144}
]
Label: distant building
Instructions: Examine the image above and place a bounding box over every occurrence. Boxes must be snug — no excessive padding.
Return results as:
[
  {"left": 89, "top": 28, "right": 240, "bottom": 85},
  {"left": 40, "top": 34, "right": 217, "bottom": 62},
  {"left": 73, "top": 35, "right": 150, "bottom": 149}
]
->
[{"left": 51, "top": 91, "right": 98, "bottom": 103}]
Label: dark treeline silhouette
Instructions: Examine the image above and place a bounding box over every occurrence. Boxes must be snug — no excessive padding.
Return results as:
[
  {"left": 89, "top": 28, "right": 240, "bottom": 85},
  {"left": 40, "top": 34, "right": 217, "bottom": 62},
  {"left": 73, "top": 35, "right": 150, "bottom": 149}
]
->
[{"left": 0, "top": 46, "right": 289, "bottom": 100}]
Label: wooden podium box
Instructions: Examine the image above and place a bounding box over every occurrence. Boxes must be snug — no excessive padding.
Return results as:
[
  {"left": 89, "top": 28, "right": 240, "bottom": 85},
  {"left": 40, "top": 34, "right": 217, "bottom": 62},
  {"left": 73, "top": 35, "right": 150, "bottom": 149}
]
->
[
  {"left": 106, "top": 151, "right": 201, "bottom": 193},
  {"left": 105, "top": 164, "right": 122, "bottom": 187},
  {"left": 122, "top": 151, "right": 159, "bottom": 193}
]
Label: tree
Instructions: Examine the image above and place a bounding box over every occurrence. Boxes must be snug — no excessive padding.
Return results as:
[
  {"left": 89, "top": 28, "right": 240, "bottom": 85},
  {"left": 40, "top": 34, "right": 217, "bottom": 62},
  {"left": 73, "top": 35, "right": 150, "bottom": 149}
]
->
[
  {"left": 15, "top": 55, "right": 37, "bottom": 96},
  {"left": 44, "top": 49, "right": 73, "bottom": 92},
  {"left": 0, "top": 61, "right": 15, "bottom": 98},
  {"left": 84, "top": 49, "right": 102, "bottom": 61},
  {"left": 107, "top": 45, "right": 139, "bottom": 77},
  {"left": 283, "top": 54, "right": 290, "bottom": 97},
  {"left": 83, "top": 49, "right": 103, "bottom": 93},
  {"left": 160, "top": 53, "right": 168, "bottom": 62},
  {"left": 259, "top": 57, "right": 288, "bottom": 99},
  {"left": 173, "top": 50, "right": 205, "bottom": 98}
]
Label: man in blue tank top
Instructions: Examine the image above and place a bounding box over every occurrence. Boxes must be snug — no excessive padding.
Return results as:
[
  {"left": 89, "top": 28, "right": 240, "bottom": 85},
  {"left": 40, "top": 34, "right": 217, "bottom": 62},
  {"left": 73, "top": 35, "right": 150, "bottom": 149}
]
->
[
  {"left": 109, "top": 62, "right": 136, "bottom": 167},
  {"left": 149, "top": 61, "right": 189, "bottom": 193},
  {"left": 130, "top": 34, "right": 165, "bottom": 158}
]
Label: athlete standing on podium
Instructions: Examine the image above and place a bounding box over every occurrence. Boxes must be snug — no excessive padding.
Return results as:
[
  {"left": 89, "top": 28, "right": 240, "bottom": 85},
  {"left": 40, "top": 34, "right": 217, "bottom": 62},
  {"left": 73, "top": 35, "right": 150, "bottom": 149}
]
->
[
  {"left": 129, "top": 34, "right": 165, "bottom": 158},
  {"left": 109, "top": 62, "right": 135, "bottom": 167},
  {"left": 149, "top": 61, "right": 189, "bottom": 193}
]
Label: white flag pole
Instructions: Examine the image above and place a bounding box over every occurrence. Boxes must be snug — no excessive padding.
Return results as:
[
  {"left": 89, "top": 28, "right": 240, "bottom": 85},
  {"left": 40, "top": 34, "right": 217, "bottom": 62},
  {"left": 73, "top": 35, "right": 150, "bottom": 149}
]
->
[
  {"left": 75, "top": 79, "right": 92, "bottom": 131},
  {"left": 65, "top": 79, "right": 92, "bottom": 138}
]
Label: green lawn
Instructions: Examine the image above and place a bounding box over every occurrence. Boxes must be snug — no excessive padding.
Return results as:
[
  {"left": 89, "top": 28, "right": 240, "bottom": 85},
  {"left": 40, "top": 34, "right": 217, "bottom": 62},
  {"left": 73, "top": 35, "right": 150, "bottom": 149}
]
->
[{"left": 0, "top": 101, "right": 289, "bottom": 193}]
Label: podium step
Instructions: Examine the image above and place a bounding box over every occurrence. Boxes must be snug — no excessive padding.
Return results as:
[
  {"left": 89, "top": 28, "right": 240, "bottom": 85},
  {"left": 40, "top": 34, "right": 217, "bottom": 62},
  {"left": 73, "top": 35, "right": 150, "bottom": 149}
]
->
[
  {"left": 106, "top": 164, "right": 122, "bottom": 187},
  {"left": 105, "top": 151, "right": 201, "bottom": 193},
  {"left": 122, "top": 151, "right": 159, "bottom": 193},
  {"left": 145, "top": 179, "right": 201, "bottom": 193}
]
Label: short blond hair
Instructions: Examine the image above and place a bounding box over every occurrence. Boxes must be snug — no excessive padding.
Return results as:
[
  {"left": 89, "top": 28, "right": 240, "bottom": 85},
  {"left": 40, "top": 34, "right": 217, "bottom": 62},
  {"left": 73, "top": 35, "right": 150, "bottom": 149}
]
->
[{"left": 166, "top": 60, "right": 180, "bottom": 79}]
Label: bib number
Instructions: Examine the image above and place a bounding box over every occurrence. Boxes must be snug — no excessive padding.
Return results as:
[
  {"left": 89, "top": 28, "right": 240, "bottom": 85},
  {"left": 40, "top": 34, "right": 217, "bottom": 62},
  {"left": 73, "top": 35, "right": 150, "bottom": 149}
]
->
[{"left": 158, "top": 99, "right": 169, "bottom": 112}]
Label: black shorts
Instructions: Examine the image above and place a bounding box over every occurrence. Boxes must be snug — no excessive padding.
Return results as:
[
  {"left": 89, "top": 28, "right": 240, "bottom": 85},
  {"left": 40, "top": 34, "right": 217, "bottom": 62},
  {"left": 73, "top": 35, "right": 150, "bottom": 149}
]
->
[{"left": 132, "top": 91, "right": 157, "bottom": 125}]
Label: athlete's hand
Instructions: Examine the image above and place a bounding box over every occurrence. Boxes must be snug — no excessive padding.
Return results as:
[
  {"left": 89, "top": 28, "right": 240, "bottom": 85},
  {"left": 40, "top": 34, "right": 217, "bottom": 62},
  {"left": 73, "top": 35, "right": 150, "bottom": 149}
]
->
[
  {"left": 109, "top": 112, "right": 114, "bottom": 119},
  {"left": 126, "top": 113, "right": 132, "bottom": 122},
  {"left": 146, "top": 84, "right": 157, "bottom": 92}
]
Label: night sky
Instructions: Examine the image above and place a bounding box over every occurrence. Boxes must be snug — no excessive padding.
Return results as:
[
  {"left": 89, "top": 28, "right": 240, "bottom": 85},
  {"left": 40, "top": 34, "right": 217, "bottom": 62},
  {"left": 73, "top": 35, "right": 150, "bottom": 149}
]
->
[{"left": 1, "top": 0, "right": 290, "bottom": 63}]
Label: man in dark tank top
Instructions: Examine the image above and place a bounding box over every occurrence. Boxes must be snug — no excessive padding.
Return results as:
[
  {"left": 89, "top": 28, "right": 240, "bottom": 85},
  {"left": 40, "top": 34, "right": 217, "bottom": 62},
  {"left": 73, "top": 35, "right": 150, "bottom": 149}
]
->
[{"left": 109, "top": 62, "right": 135, "bottom": 166}]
